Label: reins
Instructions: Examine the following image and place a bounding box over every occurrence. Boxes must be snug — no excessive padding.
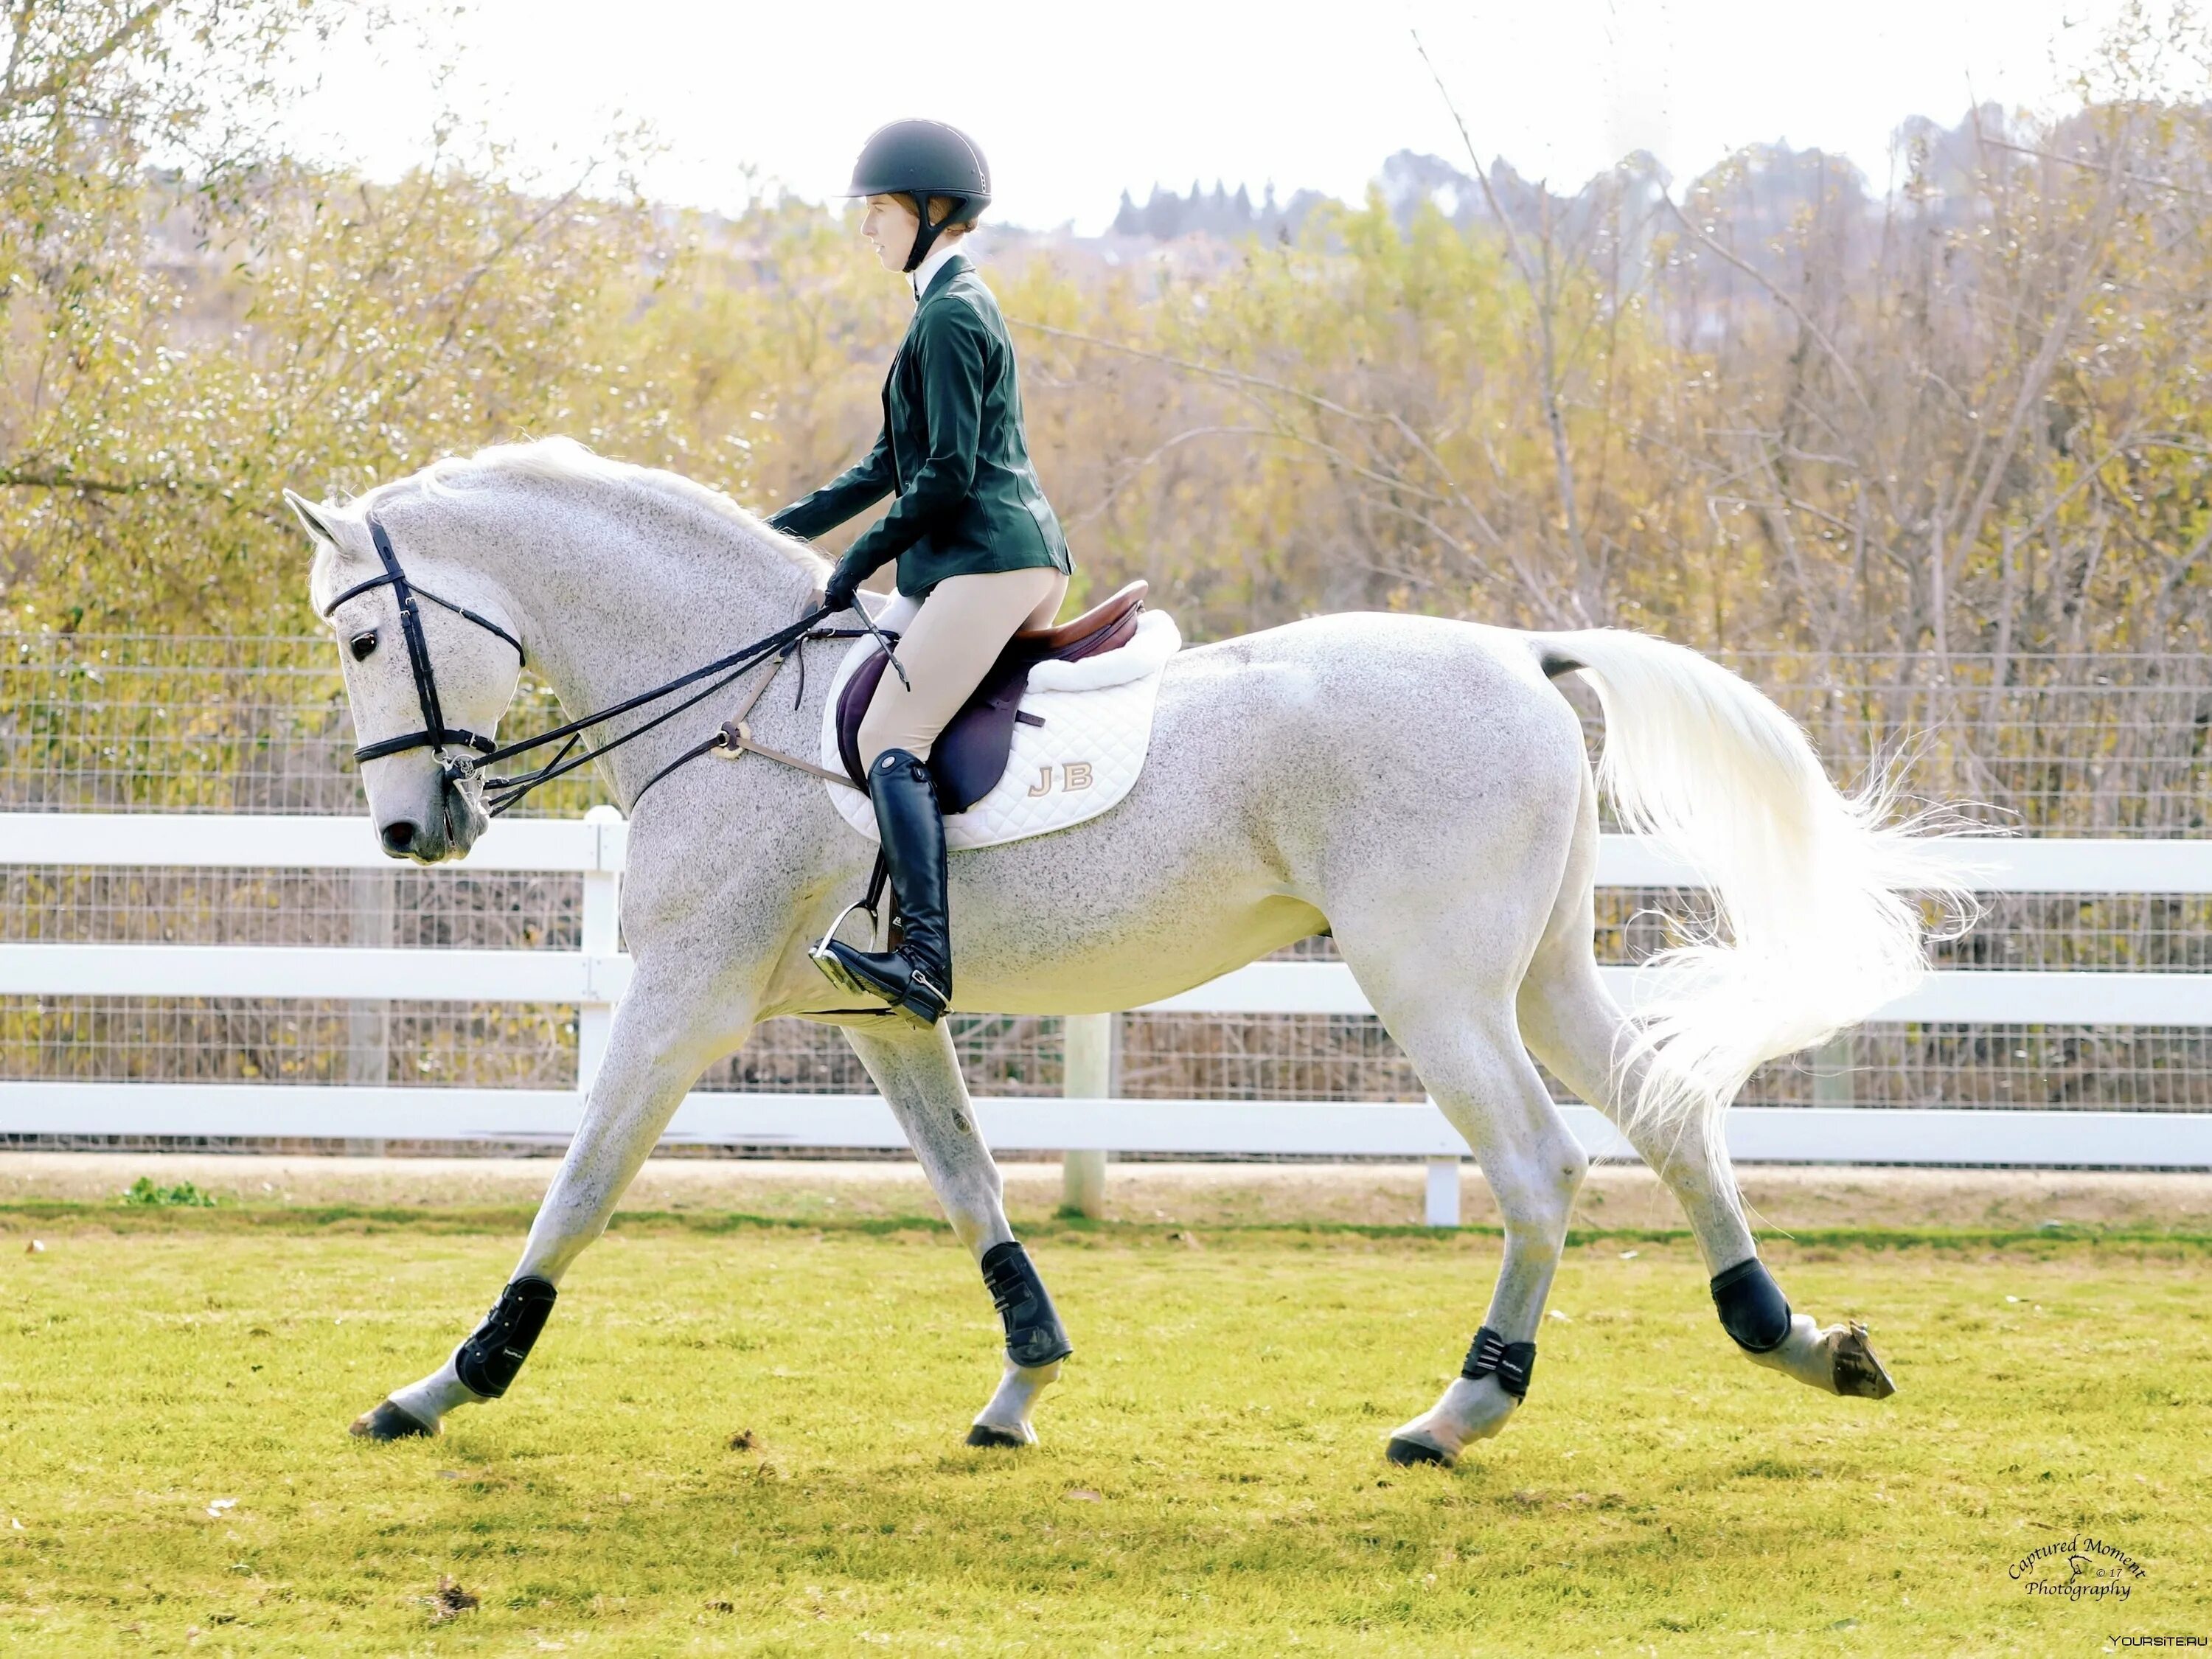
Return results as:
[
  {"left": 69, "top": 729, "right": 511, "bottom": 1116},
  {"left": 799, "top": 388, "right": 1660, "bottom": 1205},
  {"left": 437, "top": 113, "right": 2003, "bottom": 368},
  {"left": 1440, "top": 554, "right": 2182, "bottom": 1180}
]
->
[{"left": 321, "top": 509, "right": 878, "bottom": 818}]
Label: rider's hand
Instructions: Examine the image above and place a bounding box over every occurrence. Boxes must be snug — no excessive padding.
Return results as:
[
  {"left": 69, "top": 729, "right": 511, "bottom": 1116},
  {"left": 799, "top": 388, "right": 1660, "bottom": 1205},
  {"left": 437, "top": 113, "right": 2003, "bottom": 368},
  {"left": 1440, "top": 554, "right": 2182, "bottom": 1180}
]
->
[{"left": 823, "top": 556, "right": 865, "bottom": 612}]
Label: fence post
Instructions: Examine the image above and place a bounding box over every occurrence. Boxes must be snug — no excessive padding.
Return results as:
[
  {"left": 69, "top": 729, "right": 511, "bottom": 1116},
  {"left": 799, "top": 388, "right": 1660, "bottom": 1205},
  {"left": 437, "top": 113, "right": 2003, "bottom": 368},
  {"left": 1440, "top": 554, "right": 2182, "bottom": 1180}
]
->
[
  {"left": 1061, "top": 1012, "right": 1114, "bottom": 1219},
  {"left": 1425, "top": 1149, "right": 1463, "bottom": 1229},
  {"left": 577, "top": 805, "right": 625, "bottom": 1098},
  {"left": 344, "top": 866, "right": 393, "bottom": 1155},
  {"left": 1424, "top": 1093, "right": 1462, "bottom": 1227}
]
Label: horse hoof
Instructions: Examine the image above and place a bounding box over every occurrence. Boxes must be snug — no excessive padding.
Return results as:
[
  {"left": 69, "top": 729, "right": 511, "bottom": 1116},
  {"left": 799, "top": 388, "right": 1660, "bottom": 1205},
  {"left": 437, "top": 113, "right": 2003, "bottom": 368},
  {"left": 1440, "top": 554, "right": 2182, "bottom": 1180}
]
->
[
  {"left": 1385, "top": 1435, "right": 1455, "bottom": 1468},
  {"left": 964, "top": 1423, "right": 1032, "bottom": 1449},
  {"left": 349, "top": 1399, "right": 437, "bottom": 1441},
  {"left": 1831, "top": 1321, "right": 1897, "bottom": 1399}
]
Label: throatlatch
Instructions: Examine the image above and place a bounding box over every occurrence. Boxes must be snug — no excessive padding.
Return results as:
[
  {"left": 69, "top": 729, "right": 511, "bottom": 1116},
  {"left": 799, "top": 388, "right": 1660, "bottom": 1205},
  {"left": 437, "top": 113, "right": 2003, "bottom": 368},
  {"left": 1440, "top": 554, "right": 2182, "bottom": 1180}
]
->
[
  {"left": 455, "top": 1276, "right": 559, "bottom": 1398},
  {"left": 1461, "top": 1325, "right": 1538, "bottom": 1399},
  {"left": 1710, "top": 1258, "right": 1792, "bottom": 1353},
  {"left": 979, "top": 1241, "right": 1074, "bottom": 1368}
]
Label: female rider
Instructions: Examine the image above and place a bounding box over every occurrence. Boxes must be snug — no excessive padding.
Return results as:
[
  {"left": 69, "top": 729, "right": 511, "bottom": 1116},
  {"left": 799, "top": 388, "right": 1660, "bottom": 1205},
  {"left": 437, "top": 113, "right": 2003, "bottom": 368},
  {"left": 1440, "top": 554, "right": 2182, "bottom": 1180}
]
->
[{"left": 767, "top": 119, "right": 1072, "bottom": 1029}]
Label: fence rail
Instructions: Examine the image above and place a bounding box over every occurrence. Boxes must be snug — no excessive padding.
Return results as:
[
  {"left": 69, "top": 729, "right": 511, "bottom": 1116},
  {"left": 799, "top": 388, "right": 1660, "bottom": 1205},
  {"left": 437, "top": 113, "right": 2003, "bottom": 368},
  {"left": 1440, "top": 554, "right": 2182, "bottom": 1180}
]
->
[{"left": 3, "top": 811, "right": 2209, "bottom": 1220}]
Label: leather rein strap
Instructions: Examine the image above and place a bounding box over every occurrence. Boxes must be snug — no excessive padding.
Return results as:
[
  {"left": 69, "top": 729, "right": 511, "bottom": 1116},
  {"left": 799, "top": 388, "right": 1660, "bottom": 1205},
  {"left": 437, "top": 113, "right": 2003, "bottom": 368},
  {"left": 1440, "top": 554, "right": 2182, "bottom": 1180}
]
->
[
  {"left": 321, "top": 510, "right": 852, "bottom": 818},
  {"left": 629, "top": 644, "right": 866, "bottom": 813}
]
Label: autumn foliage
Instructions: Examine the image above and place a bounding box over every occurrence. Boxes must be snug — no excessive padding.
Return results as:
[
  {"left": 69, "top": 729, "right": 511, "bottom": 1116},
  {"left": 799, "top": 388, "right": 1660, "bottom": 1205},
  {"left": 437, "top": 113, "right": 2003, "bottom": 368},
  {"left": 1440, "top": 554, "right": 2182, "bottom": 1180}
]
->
[{"left": 2, "top": 1, "right": 2207, "bottom": 681}]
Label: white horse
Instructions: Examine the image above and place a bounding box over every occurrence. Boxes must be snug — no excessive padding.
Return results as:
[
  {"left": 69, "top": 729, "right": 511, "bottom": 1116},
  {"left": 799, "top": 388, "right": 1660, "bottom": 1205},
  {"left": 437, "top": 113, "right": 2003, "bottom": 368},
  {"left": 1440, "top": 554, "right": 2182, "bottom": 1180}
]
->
[{"left": 292, "top": 438, "right": 1963, "bottom": 1465}]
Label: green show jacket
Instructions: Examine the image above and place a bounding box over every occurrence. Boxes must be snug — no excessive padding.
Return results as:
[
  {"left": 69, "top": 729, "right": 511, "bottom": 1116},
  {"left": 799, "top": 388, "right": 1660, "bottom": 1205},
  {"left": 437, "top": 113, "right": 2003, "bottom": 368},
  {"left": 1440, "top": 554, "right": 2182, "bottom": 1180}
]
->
[{"left": 765, "top": 254, "right": 1072, "bottom": 600}]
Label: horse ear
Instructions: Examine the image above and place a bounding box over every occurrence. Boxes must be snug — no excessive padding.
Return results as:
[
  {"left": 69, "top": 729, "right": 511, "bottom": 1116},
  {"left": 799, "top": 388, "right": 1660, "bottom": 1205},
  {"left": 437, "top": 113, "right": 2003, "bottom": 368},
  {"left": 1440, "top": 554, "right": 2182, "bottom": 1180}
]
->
[{"left": 285, "top": 488, "right": 342, "bottom": 549}]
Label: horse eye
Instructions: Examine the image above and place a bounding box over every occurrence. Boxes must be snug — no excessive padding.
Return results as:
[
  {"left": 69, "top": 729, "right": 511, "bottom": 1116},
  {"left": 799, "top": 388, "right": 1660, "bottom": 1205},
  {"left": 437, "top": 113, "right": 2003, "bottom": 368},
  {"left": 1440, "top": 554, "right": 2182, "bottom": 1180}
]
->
[{"left": 349, "top": 630, "right": 378, "bottom": 662}]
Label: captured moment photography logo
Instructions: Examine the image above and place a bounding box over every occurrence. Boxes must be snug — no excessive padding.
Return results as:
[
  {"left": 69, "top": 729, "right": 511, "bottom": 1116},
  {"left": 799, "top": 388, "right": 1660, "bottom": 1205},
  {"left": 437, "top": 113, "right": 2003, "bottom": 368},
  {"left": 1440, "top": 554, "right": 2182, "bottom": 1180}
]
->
[{"left": 2010, "top": 1533, "right": 2147, "bottom": 1602}]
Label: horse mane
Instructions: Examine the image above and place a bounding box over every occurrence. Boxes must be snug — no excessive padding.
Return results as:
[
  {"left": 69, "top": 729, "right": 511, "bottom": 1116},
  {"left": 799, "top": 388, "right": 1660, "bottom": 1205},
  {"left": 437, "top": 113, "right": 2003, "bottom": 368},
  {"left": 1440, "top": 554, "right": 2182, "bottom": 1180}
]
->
[{"left": 355, "top": 437, "right": 827, "bottom": 580}]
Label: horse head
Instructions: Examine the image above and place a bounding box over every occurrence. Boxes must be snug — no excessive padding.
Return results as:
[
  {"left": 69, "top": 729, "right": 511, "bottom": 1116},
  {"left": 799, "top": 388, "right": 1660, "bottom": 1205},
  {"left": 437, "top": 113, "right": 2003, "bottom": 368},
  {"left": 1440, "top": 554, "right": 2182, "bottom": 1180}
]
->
[{"left": 290, "top": 486, "right": 523, "bottom": 863}]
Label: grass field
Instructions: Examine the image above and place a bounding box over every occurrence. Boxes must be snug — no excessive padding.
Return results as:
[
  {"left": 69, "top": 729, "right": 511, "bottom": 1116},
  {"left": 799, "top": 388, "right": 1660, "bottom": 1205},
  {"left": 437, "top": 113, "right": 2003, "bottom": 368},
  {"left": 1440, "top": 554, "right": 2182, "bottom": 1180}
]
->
[{"left": 2, "top": 1205, "right": 2207, "bottom": 1655}]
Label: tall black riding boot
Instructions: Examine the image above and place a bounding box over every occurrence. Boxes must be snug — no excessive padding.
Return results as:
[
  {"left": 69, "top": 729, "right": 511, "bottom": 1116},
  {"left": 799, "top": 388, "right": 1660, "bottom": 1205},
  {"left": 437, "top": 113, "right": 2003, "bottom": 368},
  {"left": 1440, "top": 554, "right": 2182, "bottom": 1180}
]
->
[{"left": 813, "top": 748, "right": 953, "bottom": 1026}]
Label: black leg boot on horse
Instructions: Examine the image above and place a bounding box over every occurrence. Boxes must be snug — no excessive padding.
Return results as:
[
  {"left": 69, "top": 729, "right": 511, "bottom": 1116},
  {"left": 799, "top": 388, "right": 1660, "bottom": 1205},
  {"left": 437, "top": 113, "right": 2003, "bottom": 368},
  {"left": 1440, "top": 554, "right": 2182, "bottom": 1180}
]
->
[{"left": 813, "top": 748, "right": 953, "bottom": 1026}]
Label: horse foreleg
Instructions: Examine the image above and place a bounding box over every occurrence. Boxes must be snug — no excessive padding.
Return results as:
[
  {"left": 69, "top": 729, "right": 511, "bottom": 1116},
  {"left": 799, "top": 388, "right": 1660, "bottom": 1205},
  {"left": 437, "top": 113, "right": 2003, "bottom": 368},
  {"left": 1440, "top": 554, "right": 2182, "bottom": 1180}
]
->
[
  {"left": 841, "top": 1019, "right": 1072, "bottom": 1447},
  {"left": 352, "top": 971, "right": 731, "bottom": 1439}
]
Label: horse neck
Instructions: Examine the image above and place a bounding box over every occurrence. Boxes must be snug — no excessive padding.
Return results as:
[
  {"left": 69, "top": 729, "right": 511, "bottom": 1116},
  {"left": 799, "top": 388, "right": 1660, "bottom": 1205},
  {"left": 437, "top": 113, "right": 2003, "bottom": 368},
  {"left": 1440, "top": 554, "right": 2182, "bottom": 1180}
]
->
[{"left": 469, "top": 484, "right": 816, "bottom": 809}]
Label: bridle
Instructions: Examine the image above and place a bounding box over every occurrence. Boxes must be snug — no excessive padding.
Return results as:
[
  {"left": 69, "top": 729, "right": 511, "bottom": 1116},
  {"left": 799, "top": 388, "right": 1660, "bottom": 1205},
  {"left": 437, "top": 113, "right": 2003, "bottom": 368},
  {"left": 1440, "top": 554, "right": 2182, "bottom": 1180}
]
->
[
  {"left": 322, "top": 516, "right": 524, "bottom": 767},
  {"left": 321, "top": 510, "right": 875, "bottom": 818}
]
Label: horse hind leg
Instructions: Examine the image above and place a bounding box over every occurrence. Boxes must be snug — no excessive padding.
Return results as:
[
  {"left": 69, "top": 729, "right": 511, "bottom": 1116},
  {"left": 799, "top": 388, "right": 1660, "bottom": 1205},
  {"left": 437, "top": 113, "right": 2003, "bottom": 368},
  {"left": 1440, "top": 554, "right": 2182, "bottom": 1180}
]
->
[
  {"left": 1512, "top": 801, "right": 1896, "bottom": 1400},
  {"left": 1339, "top": 974, "right": 1587, "bottom": 1467}
]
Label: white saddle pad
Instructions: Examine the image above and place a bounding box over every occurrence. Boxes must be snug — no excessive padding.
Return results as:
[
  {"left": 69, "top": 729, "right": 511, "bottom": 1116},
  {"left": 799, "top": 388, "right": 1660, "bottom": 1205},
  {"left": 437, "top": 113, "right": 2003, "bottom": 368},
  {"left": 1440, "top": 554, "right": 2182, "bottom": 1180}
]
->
[{"left": 818, "top": 598, "right": 1180, "bottom": 850}]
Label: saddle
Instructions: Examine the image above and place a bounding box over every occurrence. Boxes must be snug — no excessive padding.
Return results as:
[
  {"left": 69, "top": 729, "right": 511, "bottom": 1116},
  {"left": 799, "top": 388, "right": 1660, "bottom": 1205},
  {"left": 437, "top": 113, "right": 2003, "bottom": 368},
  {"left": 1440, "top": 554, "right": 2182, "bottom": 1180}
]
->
[{"left": 835, "top": 580, "right": 1148, "bottom": 811}]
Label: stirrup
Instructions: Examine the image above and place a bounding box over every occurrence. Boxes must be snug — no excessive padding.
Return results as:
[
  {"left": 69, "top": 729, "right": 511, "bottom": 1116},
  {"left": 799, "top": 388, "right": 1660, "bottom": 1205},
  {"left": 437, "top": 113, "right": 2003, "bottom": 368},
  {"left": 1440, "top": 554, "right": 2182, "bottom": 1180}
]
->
[
  {"left": 809, "top": 895, "right": 883, "bottom": 1000},
  {"left": 811, "top": 851, "right": 892, "bottom": 1000}
]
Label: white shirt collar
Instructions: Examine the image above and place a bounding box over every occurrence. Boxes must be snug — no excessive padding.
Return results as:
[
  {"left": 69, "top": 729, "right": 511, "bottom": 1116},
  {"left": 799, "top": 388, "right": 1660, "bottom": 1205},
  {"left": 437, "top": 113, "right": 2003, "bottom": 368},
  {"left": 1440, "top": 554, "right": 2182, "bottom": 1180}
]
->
[{"left": 911, "top": 237, "right": 964, "bottom": 302}]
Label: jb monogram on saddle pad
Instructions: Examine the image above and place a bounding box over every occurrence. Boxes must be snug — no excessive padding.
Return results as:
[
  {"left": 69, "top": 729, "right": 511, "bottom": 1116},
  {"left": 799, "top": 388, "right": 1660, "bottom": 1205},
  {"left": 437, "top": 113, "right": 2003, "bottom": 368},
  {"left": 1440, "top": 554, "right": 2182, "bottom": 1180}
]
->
[{"left": 295, "top": 437, "right": 1969, "bottom": 1462}]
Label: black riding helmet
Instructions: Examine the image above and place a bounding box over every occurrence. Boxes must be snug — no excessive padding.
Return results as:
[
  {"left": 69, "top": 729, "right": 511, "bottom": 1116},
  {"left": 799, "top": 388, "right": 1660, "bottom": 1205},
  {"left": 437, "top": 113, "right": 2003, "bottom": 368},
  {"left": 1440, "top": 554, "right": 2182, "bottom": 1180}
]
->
[{"left": 848, "top": 119, "right": 992, "bottom": 274}]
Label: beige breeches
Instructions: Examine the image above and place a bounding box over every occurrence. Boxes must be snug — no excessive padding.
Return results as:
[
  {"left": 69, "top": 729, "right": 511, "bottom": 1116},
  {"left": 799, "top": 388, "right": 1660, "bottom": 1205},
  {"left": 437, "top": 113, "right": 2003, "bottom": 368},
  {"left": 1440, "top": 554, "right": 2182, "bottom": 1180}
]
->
[{"left": 857, "top": 566, "right": 1069, "bottom": 769}]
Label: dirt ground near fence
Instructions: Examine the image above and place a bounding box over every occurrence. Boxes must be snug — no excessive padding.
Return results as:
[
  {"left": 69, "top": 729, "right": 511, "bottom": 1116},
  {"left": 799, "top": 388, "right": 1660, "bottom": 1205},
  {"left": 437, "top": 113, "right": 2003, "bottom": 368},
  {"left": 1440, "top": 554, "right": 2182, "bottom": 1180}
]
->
[{"left": 4, "top": 1151, "right": 2210, "bottom": 1231}]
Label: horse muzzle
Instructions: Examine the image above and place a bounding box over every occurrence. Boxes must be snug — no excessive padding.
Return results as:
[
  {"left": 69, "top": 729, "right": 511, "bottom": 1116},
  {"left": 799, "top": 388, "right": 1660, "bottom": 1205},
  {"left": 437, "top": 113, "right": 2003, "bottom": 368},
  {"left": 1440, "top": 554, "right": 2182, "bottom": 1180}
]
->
[{"left": 378, "top": 773, "right": 487, "bottom": 863}]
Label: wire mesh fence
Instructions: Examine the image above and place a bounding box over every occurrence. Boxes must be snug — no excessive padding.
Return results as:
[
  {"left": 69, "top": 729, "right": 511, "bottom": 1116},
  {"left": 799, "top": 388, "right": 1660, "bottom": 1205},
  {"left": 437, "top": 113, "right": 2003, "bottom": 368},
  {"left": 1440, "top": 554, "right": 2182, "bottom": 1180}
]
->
[
  {"left": 0, "top": 633, "right": 599, "bottom": 818},
  {"left": 5, "top": 636, "right": 2206, "bottom": 830},
  {"left": 1, "top": 636, "right": 2206, "bottom": 1130}
]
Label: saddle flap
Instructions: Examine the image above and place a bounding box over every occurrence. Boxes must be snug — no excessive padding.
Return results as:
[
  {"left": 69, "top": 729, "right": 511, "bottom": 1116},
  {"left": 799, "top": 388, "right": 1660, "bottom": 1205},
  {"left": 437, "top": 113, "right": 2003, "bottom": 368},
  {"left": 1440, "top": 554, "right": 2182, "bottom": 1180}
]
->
[{"left": 835, "top": 581, "right": 1149, "bottom": 813}]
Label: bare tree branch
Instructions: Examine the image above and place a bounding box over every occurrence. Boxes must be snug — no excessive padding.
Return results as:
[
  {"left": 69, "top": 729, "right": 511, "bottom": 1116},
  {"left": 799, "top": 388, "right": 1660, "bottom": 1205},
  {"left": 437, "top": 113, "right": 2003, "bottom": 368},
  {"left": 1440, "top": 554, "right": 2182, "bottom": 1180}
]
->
[{"left": 0, "top": 3, "right": 164, "bottom": 114}]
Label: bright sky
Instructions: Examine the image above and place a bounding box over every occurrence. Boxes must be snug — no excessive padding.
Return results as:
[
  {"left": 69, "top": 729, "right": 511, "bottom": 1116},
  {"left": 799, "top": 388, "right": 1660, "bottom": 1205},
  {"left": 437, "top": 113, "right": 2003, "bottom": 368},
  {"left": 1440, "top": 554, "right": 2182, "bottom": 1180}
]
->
[{"left": 280, "top": 0, "right": 2158, "bottom": 232}]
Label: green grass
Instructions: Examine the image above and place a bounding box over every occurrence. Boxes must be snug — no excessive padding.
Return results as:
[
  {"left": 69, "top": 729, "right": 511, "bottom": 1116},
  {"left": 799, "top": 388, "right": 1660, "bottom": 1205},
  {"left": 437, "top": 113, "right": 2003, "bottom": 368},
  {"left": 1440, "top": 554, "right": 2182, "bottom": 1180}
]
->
[
  {"left": 2, "top": 1216, "right": 2206, "bottom": 1655},
  {"left": 116, "top": 1178, "right": 220, "bottom": 1210}
]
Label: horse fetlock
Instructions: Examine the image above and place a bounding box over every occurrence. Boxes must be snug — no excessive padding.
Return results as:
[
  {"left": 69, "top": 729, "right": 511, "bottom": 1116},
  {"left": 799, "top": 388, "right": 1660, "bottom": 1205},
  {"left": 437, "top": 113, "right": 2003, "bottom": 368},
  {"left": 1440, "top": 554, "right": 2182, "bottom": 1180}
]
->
[
  {"left": 967, "top": 1356, "right": 1061, "bottom": 1447},
  {"left": 1386, "top": 1375, "right": 1518, "bottom": 1467},
  {"left": 358, "top": 1354, "right": 487, "bottom": 1441},
  {"left": 352, "top": 1282, "right": 554, "bottom": 1443},
  {"left": 1742, "top": 1313, "right": 1897, "bottom": 1398}
]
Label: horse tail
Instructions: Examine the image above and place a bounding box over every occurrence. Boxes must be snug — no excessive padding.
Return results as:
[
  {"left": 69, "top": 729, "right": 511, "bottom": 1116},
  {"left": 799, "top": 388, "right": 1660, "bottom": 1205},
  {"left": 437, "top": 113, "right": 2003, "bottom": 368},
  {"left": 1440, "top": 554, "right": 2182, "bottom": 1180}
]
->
[{"left": 1527, "top": 629, "right": 1973, "bottom": 1166}]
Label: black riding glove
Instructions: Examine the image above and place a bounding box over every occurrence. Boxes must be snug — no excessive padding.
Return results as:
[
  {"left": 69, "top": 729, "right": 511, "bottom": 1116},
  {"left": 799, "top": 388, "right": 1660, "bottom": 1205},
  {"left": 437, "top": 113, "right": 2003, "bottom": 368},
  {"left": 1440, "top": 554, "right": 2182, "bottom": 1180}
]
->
[{"left": 823, "top": 555, "right": 868, "bottom": 613}]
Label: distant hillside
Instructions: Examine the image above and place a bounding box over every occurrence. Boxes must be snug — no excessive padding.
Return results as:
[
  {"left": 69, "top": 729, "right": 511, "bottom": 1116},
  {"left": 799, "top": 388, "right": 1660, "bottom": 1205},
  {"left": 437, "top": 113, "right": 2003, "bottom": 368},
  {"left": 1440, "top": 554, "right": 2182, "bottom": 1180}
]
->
[
  {"left": 1109, "top": 179, "right": 1331, "bottom": 243},
  {"left": 1105, "top": 116, "right": 2006, "bottom": 260}
]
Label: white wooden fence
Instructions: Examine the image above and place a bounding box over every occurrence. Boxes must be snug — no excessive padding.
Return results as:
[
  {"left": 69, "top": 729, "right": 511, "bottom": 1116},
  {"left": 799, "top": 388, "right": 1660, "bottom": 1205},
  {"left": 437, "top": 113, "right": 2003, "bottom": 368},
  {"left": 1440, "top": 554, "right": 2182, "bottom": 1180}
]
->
[{"left": 2, "top": 811, "right": 2208, "bottom": 1223}]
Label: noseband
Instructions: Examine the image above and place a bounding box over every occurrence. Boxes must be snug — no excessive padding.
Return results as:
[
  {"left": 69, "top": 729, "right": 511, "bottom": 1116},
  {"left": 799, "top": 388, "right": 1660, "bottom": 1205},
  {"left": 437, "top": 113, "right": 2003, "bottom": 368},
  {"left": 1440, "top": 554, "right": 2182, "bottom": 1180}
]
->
[
  {"left": 319, "top": 509, "right": 853, "bottom": 816},
  {"left": 320, "top": 515, "right": 527, "bottom": 767}
]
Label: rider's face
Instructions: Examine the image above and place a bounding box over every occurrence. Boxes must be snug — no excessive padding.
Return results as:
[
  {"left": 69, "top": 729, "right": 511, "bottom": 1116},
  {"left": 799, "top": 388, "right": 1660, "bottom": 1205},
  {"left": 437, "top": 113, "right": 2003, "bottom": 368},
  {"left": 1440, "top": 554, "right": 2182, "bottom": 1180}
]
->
[{"left": 862, "top": 194, "right": 919, "bottom": 271}]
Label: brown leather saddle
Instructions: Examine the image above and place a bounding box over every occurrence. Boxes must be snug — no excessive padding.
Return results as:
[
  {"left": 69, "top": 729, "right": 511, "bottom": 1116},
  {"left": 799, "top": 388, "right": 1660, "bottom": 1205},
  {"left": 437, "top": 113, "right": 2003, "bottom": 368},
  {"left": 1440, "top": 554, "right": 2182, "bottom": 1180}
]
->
[{"left": 835, "top": 580, "right": 1148, "bottom": 810}]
